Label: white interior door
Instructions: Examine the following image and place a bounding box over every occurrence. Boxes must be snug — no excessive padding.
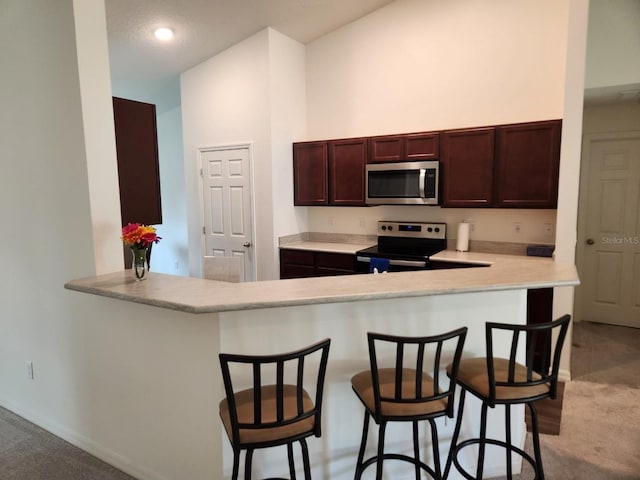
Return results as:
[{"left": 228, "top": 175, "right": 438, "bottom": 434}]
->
[
  {"left": 577, "top": 133, "right": 640, "bottom": 328},
  {"left": 200, "top": 145, "right": 255, "bottom": 282}
]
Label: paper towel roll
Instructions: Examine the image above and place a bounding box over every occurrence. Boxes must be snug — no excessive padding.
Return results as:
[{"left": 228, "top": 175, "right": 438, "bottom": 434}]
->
[{"left": 456, "top": 222, "right": 470, "bottom": 252}]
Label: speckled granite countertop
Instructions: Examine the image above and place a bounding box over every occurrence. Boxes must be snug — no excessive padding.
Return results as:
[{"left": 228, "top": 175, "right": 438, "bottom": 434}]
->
[{"left": 65, "top": 252, "right": 579, "bottom": 314}]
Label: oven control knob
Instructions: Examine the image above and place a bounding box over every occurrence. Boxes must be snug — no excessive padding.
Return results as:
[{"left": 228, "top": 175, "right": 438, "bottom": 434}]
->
[
  {"left": 435, "top": 227, "right": 440, "bottom": 233},
  {"left": 381, "top": 225, "right": 387, "bottom": 231},
  {"left": 388, "top": 226, "right": 393, "bottom": 231},
  {"left": 427, "top": 227, "right": 433, "bottom": 232}
]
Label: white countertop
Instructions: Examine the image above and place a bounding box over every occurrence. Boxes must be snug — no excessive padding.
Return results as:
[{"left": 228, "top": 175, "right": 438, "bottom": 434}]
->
[
  {"left": 280, "top": 240, "right": 375, "bottom": 254},
  {"left": 431, "top": 250, "right": 511, "bottom": 265},
  {"left": 65, "top": 251, "right": 579, "bottom": 314}
]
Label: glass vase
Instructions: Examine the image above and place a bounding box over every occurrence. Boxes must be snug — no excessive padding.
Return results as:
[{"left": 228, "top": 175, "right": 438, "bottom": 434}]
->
[{"left": 131, "top": 247, "right": 149, "bottom": 281}]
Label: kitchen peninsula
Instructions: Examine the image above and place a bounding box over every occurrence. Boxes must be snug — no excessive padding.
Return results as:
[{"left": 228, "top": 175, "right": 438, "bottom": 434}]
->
[{"left": 65, "top": 256, "right": 578, "bottom": 480}]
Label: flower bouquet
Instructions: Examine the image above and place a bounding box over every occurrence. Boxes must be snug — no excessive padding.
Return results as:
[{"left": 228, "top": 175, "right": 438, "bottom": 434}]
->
[{"left": 121, "top": 223, "right": 161, "bottom": 280}]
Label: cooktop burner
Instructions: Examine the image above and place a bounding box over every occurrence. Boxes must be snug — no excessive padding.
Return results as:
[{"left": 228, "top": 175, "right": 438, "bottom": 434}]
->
[{"left": 356, "top": 221, "right": 447, "bottom": 260}]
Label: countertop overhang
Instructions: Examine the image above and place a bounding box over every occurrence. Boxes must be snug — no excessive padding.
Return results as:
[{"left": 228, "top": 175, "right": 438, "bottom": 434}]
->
[{"left": 65, "top": 252, "right": 579, "bottom": 314}]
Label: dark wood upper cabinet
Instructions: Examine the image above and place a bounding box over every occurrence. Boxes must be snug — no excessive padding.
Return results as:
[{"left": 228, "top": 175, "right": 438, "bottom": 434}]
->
[
  {"left": 293, "top": 138, "right": 366, "bottom": 206},
  {"left": 369, "top": 132, "right": 439, "bottom": 163},
  {"left": 440, "top": 127, "right": 495, "bottom": 208},
  {"left": 294, "top": 119, "right": 561, "bottom": 209},
  {"left": 112, "top": 97, "right": 162, "bottom": 226},
  {"left": 293, "top": 141, "right": 328, "bottom": 205},
  {"left": 369, "top": 135, "right": 404, "bottom": 162},
  {"left": 494, "top": 120, "right": 562, "bottom": 208},
  {"left": 405, "top": 132, "right": 439, "bottom": 160},
  {"left": 328, "top": 138, "right": 367, "bottom": 206}
]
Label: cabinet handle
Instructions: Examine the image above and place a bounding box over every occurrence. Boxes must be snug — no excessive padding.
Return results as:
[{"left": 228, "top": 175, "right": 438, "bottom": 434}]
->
[
  {"left": 586, "top": 238, "right": 595, "bottom": 245},
  {"left": 243, "top": 242, "right": 252, "bottom": 248}
]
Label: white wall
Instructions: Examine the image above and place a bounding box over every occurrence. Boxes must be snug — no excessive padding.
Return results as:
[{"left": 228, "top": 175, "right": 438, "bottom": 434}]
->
[
  {"left": 268, "top": 30, "right": 309, "bottom": 255},
  {"left": 182, "top": 28, "right": 308, "bottom": 280},
  {"left": 553, "top": 0, "right": 590, "bottom": 377},
  {"left": 583, "top": 102, "right": 640, "bottom": 133},
  {"left": 153, "top": 104, "right": 189, "bottom": 276},
  {"left": 585, "top": 0, "right": 640, "bottom": 90},
  {"left": 306, "top": 0, "right": 569, "bottom": 139},
  {"left": 0, "top": 3, "right": 224, "bottom": 479},
  {"left": 299, "top": 0, "right": 570, "bottom": 246},
  {"left": 181, "top": 29, "right": 272, "bottom": 278},
  {"left": 309, "top": 207, "right": 558, "bottom": 244},
  {"left": 0, "top": 2, "right": 97, "bottom": 416},
  {"left": 73, "top": 0, "right": 125, "bottom": 274}
]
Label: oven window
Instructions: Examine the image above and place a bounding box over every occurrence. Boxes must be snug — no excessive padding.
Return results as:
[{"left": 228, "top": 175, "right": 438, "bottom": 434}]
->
[{"left": 368, "top": 170, "right": 421, "bottom": 198}]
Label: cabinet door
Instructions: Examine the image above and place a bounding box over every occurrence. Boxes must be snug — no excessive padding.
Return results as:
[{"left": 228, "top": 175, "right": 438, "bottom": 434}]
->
[
  {"left": 315, "top": 252, "right": 356, "bottom": 276},
  {"left": 113, "top": 97, "right": 162, "bottom": 226},
  {"left": 440, "top": 127, "right": 495, "bottom": 207},
  {"left": 328, "top": 138, "right": 367, "bottom": 206},
  {"left": 369, "top": 135, "right": 404, "bottom": 163},
  {"left": 405, "top": 132, "right": 440, "bottom": 160},
  {"left": 369, "top": 132, "right": 440, "bottom": 163},
  {"left": 293, "top": 141, "right": 328, "bottom": 206},
  {"left": 495, "top": 120, "right": 561, "bottom": 208},
  {"left": 280, "top": 250, "right": 316, "bottom": 279},
  {"left": 527, "top": 288, "right": 554, "bottom": 373}
]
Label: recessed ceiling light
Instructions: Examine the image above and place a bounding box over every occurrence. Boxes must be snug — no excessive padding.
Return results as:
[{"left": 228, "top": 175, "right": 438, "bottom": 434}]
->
[{"left": 154, "top": 27, "right": 174, "bottom": 41}]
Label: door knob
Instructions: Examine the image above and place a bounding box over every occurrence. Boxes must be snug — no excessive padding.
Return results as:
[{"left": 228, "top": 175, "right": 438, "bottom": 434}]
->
[
  {"left": 243, "top": 242, "right": 252, "bottom": 248},
  {"left": 586, "top": 238, "right": 595, "bottom": 245}
]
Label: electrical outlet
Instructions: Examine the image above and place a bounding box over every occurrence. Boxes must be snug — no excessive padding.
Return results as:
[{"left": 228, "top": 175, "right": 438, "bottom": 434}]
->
[
  {"left": 328, "top": 217, "right": 335, "bottom": 227},
  {"left": 469, "top": 223, "right": 476, "bottom": 233},
  {"left": 544, "top": 223, "right": 554, "bottom": 235},
  {"left": 513, "top": 223, "right": 522, "bottom": 234},
  {"left": 26, "top": 361, "right": 34, "bottom": 380},
  {"left": 174, "top": 260, "right": 179, "bottom": 270},
  {"left": 358, "top": 217, "right": 366, "bottom": 230}
]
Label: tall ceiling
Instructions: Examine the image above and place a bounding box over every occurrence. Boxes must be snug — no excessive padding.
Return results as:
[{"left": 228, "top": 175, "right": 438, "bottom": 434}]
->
[
  {"left": 105, "top": 0, "right": 640, "bottom": 108},
  {"left": 105, "top": 0, "right": 394, "bottom": 104}
]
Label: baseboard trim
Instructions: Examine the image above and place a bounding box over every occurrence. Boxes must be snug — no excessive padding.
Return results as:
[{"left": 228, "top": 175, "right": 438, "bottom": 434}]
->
[{"left": 0, "top": 397, "right": 169, "bottom": 480}]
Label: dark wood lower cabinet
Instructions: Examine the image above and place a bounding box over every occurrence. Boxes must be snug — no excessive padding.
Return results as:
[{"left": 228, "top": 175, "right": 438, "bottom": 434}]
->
[
  {"left": 280, "top": 249, "right": 356, "bottom": 279},
  {"left": 527, "top": 288, "right": 554, "bottom": 374},
  {"left": 526, "top": 288, "right": 565, "bottom": 437}
]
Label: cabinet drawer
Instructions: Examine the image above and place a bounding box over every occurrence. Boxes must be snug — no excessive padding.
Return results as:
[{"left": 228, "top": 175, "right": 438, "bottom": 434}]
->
[
  {"left": 315, "top": 252, "right": 356, "bottom": 271},
  {"left": 281, "top": 264, "right": 316, "bottom": 279},
  {"left": 280, "top": 249, "right": 315, "bottom": 266}
]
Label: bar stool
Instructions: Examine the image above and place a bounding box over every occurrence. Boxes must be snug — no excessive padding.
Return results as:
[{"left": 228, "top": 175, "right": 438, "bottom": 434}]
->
[
  {"left": 351, "top": 328, "right": 468, "bottom": 480},
  {"left": 445, "top": 314, "right": 571, "bottom": 480},
  {"left": 219, "top": 338, "right": 331, "bottom": 480}
]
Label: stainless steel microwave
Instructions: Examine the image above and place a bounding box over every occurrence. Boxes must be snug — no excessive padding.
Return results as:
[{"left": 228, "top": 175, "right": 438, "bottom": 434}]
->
[{"left": 366, "top": 160, "right": 439, "bottom": 205}]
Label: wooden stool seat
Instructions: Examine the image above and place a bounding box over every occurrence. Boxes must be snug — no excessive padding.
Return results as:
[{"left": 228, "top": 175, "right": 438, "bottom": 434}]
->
[
  {"left": 444, "top": 315, "right": 571, "bottom": 480},
  {"left": 219, "top": 339, "right": 331, "bottom": 480},
  {"left": 351, "top": 328, "right": 467, "bottom": 480}
]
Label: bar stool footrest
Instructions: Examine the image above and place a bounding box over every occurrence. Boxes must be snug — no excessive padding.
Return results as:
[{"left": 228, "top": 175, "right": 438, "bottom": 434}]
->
[
  {"left": 357, "top": 453, "right": 439, "bottom": 479},
  {"left": 452, "top": 438, "right": 541, "bottom": 480}
]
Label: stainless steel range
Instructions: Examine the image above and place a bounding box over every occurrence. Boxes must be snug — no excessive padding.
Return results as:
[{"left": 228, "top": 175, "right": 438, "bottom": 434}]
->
[{"left": 356, "top": 221, "right": 447, "bottom": 273}]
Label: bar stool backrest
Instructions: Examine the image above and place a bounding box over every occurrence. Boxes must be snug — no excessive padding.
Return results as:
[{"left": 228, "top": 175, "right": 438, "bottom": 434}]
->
[
  {"left": 368, "top": 328, "right": 467, "bottom": 418},
  {"left": 219, "top": 338, "right": 331, "bottom": 447},
  {"left": 485, "top": 314, "right": 571, "bottom": 405}
]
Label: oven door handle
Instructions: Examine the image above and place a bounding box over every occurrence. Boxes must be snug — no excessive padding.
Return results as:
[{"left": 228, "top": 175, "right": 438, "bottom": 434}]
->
[
  {"left": 419, "top": 169, "right": 426, "bottom": 198},
  {"left": 357, "top": 257, "right": 428, "bottom": 268}
]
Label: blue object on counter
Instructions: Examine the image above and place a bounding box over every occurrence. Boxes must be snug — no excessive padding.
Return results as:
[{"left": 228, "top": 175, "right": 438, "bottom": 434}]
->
[
  {"left": 526, "top": 245, "right": 554, "bottom": 258},
  {"left": 370, "top": 257, "right": 390, "bottom": 273}
]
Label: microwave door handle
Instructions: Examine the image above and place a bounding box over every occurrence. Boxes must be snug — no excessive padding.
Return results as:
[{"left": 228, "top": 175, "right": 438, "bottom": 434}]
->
[{"left": 419, "top": 169, "right": 426, "bottom": 198}]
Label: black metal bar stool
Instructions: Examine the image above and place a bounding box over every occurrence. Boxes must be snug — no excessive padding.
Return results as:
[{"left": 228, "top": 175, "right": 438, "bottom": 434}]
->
[
  {"left": 444, "top": 314, "right": 571, "bottom": 480},
  {"left": 219, "top": 338, "right": 331, "bottom": 480},
  {"left": 351, "top": 328, "right": 467, "bottom": 480}
]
